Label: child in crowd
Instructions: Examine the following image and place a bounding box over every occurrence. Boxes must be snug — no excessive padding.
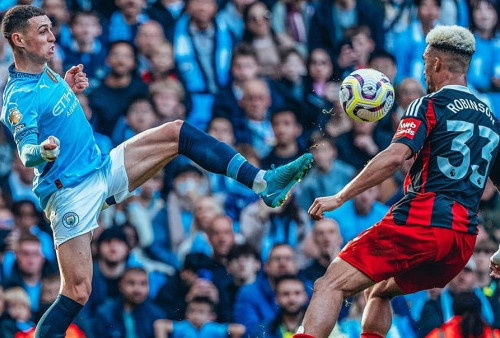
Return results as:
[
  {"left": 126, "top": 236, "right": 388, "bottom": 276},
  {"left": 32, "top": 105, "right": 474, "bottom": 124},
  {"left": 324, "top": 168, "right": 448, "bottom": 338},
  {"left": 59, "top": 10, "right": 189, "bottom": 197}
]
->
[
  {"left": 63, "top": 10, "right": 107, "bottom": 90},
  {"left": 154, "top": 296, "right": 246, "bottom": 338},
  {"left": 149, "top": 79, "right": 186, "bottom": 124},
  {"left": 111, "top": 96, "right": 158, "bottom": 146},
  {"left": 2, "top": 287, "right": 35, "bottom": 336},
  {"left": 142, "top": 41, "right": 177, "bottom": 84}
]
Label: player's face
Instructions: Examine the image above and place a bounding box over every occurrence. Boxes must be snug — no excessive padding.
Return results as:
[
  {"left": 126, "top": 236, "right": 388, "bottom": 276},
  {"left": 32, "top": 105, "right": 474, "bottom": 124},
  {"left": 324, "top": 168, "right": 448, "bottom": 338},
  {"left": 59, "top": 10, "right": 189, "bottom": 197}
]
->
[
  {"left": 423, "top": 48, "right": 435, "bottom": 94},
  {"left": 19, "top": 15, "right": 56, "bottom": 64}
]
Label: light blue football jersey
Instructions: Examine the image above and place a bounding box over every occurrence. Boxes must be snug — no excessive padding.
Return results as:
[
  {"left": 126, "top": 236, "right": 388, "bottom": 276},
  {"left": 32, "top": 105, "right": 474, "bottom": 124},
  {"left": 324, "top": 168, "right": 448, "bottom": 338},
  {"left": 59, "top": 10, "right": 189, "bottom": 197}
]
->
[{"left": 1, "top": 65, "right": 109, "bottom": 208}]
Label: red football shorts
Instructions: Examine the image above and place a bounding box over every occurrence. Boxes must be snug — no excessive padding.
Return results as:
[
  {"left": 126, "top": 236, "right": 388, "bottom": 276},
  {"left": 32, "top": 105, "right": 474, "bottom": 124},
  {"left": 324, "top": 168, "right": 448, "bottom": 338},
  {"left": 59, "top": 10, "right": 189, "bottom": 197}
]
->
[{"left": 338, "top": 215, "right": 477, "bottom": 294}]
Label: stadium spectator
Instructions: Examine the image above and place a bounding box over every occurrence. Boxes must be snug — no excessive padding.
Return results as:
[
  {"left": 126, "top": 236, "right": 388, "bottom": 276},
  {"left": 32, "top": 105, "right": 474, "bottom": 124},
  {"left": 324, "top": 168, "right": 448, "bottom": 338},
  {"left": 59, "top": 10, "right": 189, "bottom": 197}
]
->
[
  {"left": 0, "top": 207, "right": 15, "bottom": 254},
  {"left": 242, "top": 1, "right": 295, "bottom": 79},
  {"left": 255, "top": 275, "right": 309, "bottom": 337},
  {"left": 10, "top": 200, "right": 54, "bottom": 264},
  {"left": 149, "top": 78, "right": 186, "bottom": 125},
  {"left": 141, "top": 40, "right": 176, "bottom": 84},
  {"left": 212, "top": 44, "right": 260, "bottom": 124},
  {"left": 233, "top": 243, "right": 299, "bottom": 335},
  {"left": 235, "top": 78, "right": 275, "bottom": 158},
  {"left": 154, "top": 296, "right": 246, "bottom": 338},
  {"left": 83, "top": 226, "right": 131, "bottom": 317},
  {"left": 224, "top": 243, "right": 261, "bottom": 311},
  {"left": 469, "top": 0, "right": 500, "bottom": 93},
  {"left": 2, "top": 234, "right": 55, "bottom": 314},
  {"left": 271, "top": 0, "right": 314, "bottom": 56},
  {"left": 240, "top": 195, "right": 311, "bottom": 265},
  {"left": 392, "top": 0, "right": 441, "bottom": 85},
  {"left": 308, "top": 0, "right": 384, "bottom": 77},
  {"left": 108, "top": 0, "right": 149, "bottom": 43},
  {"left": 301, "top": 48, "right": 337, "bottom": 139},
  {"left": 111, "top": 96, "right": 158, "bottom": 146},
  {"left": 473, "top": 239, "right": 497, "bottom": 289},
  {"left": 34, "top": 274, "right": 60, "bottom": 322},
  {"left": 62, "top": 10, "right": 107, "bottom": 90},
  {"left": 146, "top": 0, "right": 184, "bottom": 42},
  {"left": 205, "top": 215, "right": 237, "bottom": 322},
  {"left": 0, "top": 287, "right": 35, "bottom": 337},
  {"left": 94, "top": 267, "right": 166, "bottom": 338},
  {"left": 134, "top": 20, "right": 166, "bottom": 76},
  {"left": 163, "top": 164, "right": 211, "bottom": 254},
  {"left": 173, "top": 0, "right": 233, "bottom": 129},
  {"left": 338, "top": 25, "right": 375, "bottom": 75},
  {"left": 296, "top": 135, "right": 354, "bottom": 211},
  {"left": 177, "top": 195, "right": 223, "bottom": 261},
  {"left": 8, "top": 155, "right": 38, "bottom": 208},
  {"left": 78, "top": 93, "right": 114, "bottom": 155},
  {"left": 89, "top": 40, "right": 149, "bottom": 137},
  {"left": 219, "top": 0, "right": 255, "bottom": 42},
  {"left": 325, "top": 184, "right": 389, "bottom": 243},
  {"left": 261, "top": 108, "right": 305, "bottom": 169},
  {"left": 425, "top": 291, "right": 500, "bottom": 338},
  {"left": 154, "top": 252, "right": 218, "bottom": 320},
  {"left": 301, "top": 219, "right": 343, "bottom": 284}
]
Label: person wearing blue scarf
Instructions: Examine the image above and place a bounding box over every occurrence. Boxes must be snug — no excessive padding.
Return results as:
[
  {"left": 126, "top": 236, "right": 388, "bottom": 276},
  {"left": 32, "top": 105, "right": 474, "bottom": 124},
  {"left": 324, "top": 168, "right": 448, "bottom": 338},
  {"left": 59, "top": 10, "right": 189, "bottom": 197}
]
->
[{"left": 174, "top": 0, "right": 233, "bottom": 130}]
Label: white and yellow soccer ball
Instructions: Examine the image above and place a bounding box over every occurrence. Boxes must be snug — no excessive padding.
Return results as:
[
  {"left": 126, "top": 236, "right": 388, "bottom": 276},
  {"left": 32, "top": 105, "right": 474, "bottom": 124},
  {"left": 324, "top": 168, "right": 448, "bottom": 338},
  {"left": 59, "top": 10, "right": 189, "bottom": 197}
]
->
[{"left": 339, "top": 68, "right": 395, "bottom": 122}]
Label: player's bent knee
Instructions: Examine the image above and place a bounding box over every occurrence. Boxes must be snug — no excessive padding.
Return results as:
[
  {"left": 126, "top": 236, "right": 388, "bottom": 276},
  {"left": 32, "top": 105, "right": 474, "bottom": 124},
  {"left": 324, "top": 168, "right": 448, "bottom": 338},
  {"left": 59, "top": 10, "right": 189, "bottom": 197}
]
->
[
  {"left": 64, "top": 278, "right": 92, "bottom": 305},
  {"left": 160, "top": 119, "right": 183, "bottom": 137},
  {"left": 313, "top": 274, "right": 353, "bottom": 300},
  {"left": 366, "top": 280, "right": 400, "bottom": 299}
]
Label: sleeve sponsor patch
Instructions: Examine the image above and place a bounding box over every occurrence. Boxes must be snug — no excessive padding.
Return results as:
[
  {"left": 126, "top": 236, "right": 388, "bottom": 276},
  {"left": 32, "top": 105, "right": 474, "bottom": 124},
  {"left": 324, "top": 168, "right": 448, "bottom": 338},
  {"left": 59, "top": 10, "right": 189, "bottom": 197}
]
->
[
  {"left": 394, "top": 118, "right": 422, "bottom": 140},
  {"left": 14, "top": 127, "right": 38, "bottom": 144}
]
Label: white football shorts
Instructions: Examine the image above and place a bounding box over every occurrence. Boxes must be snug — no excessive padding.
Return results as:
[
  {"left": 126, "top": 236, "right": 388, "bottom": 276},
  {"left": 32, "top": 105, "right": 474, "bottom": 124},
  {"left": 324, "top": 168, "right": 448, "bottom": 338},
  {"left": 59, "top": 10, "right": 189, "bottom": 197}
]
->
[{"left": 45, "top": 144, "right": 131, "bottom": 247}]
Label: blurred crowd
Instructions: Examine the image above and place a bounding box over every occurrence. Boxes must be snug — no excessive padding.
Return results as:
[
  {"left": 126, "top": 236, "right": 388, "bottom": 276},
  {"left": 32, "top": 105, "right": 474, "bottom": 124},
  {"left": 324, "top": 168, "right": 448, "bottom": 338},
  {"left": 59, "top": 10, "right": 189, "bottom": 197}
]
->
[{"left": 1, "top": 0, "right": 500, "bottom": 337}]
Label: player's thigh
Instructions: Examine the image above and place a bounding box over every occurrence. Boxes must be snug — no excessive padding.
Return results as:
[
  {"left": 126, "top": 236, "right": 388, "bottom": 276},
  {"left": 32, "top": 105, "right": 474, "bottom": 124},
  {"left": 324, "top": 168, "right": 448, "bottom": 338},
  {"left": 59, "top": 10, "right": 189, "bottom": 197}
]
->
[
  {"left": 315, "top": 257, "right": 375, "bottom": 298},
  {"left": 122, "top": 120, "right": 183, "bottom": 190}
]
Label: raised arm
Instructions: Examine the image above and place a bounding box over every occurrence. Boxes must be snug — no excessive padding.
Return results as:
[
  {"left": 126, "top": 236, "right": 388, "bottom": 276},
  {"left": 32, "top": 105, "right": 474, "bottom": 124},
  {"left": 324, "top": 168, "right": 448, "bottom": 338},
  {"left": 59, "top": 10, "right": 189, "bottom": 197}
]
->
[{"left": 308, "top": 142, "right": 412, "bottom": 220}]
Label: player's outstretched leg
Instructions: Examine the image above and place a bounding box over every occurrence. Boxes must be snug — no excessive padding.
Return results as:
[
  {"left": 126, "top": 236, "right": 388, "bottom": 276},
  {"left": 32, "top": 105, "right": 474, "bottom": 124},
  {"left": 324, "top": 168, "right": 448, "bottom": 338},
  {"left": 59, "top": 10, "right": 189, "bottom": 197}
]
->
[{"left": 177, "top": 121, "right": 313, "bottom": 207}]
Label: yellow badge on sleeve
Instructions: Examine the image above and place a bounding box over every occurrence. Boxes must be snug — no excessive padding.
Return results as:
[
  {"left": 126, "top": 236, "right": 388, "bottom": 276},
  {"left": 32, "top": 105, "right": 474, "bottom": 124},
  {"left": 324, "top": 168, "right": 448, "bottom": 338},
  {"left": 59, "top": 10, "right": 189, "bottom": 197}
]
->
[{"left": 8, "top": 108, "right": 22, "bottom": 125}]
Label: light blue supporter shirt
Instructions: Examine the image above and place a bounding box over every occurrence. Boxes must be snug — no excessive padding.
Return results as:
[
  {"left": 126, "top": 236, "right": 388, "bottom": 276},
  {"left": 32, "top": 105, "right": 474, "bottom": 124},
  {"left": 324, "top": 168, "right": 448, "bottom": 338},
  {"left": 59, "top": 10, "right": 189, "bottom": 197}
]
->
[{"left": 1, "top": 65, "right": 109, "bottom": 209}]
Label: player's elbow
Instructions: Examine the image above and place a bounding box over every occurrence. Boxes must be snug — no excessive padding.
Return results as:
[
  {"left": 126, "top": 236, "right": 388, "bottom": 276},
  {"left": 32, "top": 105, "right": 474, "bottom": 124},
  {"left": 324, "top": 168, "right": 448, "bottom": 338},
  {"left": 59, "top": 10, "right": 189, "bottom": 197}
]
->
[{"left": 383, "top": 144, "right": 410, "bottom": 172}]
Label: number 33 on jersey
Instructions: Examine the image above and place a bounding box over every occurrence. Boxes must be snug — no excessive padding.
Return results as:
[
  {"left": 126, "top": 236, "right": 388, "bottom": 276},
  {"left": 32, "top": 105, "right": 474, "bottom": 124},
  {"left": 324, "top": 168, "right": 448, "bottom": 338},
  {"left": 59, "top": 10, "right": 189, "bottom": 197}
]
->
[{"left": 390, "top": 85, "right": 500, "bottom": 234}]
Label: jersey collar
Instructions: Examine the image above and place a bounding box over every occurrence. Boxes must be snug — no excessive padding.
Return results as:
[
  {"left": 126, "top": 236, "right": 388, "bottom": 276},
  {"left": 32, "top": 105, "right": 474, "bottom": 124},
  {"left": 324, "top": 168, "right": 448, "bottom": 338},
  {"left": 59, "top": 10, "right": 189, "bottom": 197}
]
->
[
  {"left": 8, "top": 63, "right": 44, "bottom": 79},
  {"left": 440, "top": 85, "right": 471, "bottom": 93}
]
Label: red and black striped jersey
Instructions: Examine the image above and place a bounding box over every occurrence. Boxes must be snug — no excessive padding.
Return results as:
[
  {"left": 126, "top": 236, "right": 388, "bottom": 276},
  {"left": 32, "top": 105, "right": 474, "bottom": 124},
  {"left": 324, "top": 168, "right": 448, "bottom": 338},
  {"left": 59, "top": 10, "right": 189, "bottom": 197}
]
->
[{"left": 390, "top": 85, "right": 500, "bottom": 234}]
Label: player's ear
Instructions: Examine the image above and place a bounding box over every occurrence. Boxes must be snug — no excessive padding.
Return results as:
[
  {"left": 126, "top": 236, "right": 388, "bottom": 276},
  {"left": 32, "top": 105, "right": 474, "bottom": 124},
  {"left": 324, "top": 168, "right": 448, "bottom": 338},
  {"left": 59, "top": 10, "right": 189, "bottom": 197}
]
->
[
  {"left": 434, "top": 56, "right": 441, "bottom": 72},
  {"left": 11, "top": 32, "right": 24, "bottom": 48}
]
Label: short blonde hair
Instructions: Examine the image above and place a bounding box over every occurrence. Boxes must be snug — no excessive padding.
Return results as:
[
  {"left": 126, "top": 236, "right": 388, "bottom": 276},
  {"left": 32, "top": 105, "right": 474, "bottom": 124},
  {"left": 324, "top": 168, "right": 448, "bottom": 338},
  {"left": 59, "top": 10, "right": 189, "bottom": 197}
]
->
[
  {"left": 149, "top": 78, "right": 185, "bottom": 101},
  {"left": 426, "top": 25, "right": 475, "bottom": 56},
  {"left": 4, "top": 287, "right": 30, "bottom": 309}
]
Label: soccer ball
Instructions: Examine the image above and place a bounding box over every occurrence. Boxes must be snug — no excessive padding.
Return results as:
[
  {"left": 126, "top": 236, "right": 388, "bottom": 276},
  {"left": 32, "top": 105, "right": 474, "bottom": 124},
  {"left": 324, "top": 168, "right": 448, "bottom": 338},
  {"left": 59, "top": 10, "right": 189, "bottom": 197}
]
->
[{"left": 339, "top": 68, "right": 395, "bottom": 122}]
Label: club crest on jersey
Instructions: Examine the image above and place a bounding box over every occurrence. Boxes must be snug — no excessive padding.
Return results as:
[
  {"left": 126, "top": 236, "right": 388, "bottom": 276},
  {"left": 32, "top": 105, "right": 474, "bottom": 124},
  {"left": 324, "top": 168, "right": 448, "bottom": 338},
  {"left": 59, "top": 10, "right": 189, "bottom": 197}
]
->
[
  {"left": 395, "top": 118, "right": 421, "bottom": 140},
  {"left": 62, "top": 212, "right": 79, "bottom": 228},
  {"left": 46, "top": 68, "right": 58, "bottom": 83},
  {"left": 8, "top": 108, "right": 22, "bottom": 125}
]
